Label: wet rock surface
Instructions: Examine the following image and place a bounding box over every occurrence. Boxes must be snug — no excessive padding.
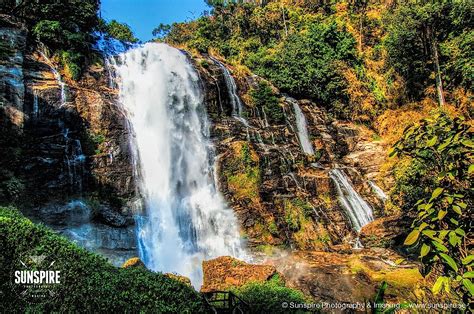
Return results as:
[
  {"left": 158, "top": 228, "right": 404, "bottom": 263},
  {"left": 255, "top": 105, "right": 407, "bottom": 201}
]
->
[
  {"left": 195, "top": 55, "right": 389, "bottom": 250},
  {"left": 266, "top": 249, "right": 423, "bottom": 304},
  {"left": 201, "top": 256, "right": 279, "bottom": 292}
]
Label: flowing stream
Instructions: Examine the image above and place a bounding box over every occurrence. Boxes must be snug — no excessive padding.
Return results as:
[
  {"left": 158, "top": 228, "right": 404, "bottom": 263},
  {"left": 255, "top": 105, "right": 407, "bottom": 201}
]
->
[
  {"left": 329, "top": 169, "right": 374, "bottom": 232},
  {"left": 114, "top": 43, "right": 244, "bottom": 287},
  {"left": 287, "top": 97, "right": 314, "bottom": 155}
]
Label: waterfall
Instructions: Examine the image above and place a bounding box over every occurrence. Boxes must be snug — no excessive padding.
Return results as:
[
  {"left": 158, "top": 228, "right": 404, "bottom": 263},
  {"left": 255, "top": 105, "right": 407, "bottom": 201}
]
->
[
  {"left": 287, "top": 97, "right": 314, "bottom": 155},
  {"left": 211, "top": 58, "right": 249, "bottom": 126},
  {"left": 32, "top": 89, "right": 39, "bottom": 118},
  {"left": 114, "top": 43, "right": 245, "bottom": 286},
  {"left": 39, "top": 51, "right": 66, "bottom": 105},
  {"left": 329, "top": 169, "right": 374, "bottom": 232},
  {"left": 369, "top": 181, "right": 388, "bottom": 202},
  {"left": 62, "top": 128, "right": 85, "bottom": 192}
]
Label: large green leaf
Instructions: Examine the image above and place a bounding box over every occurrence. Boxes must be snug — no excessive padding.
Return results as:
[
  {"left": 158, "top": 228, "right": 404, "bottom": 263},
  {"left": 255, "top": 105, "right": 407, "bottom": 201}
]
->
[
  {"left": 431, "top": 188, "right": 444, "bottom": 200},
  {"left": 404, "top": 229, "right": 420, "bottom": 246},
  {"left": 462, "top": 255, "right": 474, "bottom": 265},
  {"left": 432, "top": 276, "right": 446, "bottom": 294},
  {"left": 420, "top": 244, "right": 430, "bottom": 258},
  {"left": 462, "top": 279, "right": 473, "bottom": 296},
  {"left": 468, "top": 164, "right": 474, "bottom": 174},
  {"left": 439, "top": 253, "right": 458, "bottom": 272}
]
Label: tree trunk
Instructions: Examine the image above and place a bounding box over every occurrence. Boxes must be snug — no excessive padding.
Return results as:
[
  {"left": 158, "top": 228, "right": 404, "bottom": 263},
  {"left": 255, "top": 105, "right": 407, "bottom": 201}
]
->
[{"left": 430, "top": 27, "right": 446, "bottom": 107}]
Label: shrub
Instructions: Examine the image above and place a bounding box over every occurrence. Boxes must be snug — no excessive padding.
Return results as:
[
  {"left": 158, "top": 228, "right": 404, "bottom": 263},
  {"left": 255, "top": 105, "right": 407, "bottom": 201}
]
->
[
  {"left": 0, "top": 207, "right": 208, "bottom": 312},
  {"left": 232, "top": 275, "right": 309, "bottom": 314},
  {"left": 60, "top": 50, "right": 83, "bottom": 80},
  {"left": 250, "top": 81, "right": 283, "bottom": 123},
  {"left": 32, "top": 20, "right": 64, "bottom": 48},
  {"left": 390, "top": 112, "right": 473, "bottom": 302}
]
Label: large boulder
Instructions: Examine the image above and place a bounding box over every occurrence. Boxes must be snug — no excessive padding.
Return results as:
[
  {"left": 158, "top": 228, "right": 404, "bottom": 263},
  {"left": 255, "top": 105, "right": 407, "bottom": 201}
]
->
[{"left": 201, "top": 256, "right": 279, "bottom": 292}]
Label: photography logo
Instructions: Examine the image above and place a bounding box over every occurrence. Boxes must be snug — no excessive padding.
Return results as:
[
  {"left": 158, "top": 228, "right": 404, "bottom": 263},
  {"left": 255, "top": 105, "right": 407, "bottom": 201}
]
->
[{"left": 11, "top": 253, "right": 62, "bottom": 302}]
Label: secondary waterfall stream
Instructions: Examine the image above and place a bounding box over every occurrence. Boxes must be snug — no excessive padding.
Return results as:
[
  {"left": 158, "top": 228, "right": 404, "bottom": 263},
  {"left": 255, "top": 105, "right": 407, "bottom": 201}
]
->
[
  {"left": 211, "top": 58, "right": 249, "bottom": 126},
  {"left": 287, "top": 97, "right": 314, "bottom": 155},
  {"left": 329, "top": 169, "right": 374, "bottom": 232},
  {"left": 114, "top": 43, "right": 244, "bottom": 287}
]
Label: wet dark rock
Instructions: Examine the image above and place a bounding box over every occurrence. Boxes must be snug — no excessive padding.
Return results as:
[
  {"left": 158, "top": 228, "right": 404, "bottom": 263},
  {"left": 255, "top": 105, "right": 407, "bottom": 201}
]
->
[{"left": 92, "top": 204, "right": 129, "bottom": 227}]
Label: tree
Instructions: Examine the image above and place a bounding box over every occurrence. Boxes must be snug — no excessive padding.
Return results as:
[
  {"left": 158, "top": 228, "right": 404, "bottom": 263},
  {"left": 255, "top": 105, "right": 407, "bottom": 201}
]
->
[
  {"left": 385, "top": 1, "right": 471, "bottom": 105},
  {"left": 152, "top": 23, "right": 171, "bottom": 39},
  {"left": 105, "top": 20, "right": 138, "bottom": 43},
  {"left": 390, "top": 112, "right": 473, "bottom": 303}
]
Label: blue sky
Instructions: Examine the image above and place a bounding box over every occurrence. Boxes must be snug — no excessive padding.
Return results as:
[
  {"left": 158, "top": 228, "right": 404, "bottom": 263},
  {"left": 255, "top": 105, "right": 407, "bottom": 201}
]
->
[{"left": 101, "top": 0, "right": 210, "bottom": 41}]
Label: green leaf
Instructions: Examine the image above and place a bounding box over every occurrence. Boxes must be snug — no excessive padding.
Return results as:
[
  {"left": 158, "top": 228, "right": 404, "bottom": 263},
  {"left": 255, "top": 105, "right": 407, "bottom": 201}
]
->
[
  {"left": 462, "top": 255, "right": 474, "bottom": 265},
  {"left": 438, "top": 230, "right": 449, "bottom": 240},
  {"left": 432, "top": 241, "right": 448, "bottom": 252},
  {"left": 420, "top": 244, "right": 430, "bottom": 258},
  {"left": 454, "top": 228, "right": 465, "bottom": 236},
  {"left": 437, "top": 210, "right": 447, "bottom": 220},
  {"left": 462, "top": 139, "right": 474, "bottom": 148},
  {"left": 464, "top": 271, "right": 474, "bottom": 279},
  {"left": 469, "top": 164, "right": 474, "bottom": 174},
  {"left": 404, "top": 229, "right": 420, "bottom": 246},
  {"left": 448, "top": 232, "right": 460, "bottom": 246},
  {"left": 431, "top": 188, "right": 444, "bottom": 200},
  {"left": 432, "top": 276, "right": 446, "bottom": 294},
  {"left": 452, "top": 205, "right": 462, "bottom": 215},
  {"left": 427, "top": 136, "right": 438, "bottom": 147},
  {"left": 422, "top": 230, "right": 436, "bottom": 238},
  {"left": 437, "top": 140, "right": 450, "bottom": 151},
  {"left": 456, "top": 202, "right": 467, "bottom": 209},
  {"left": 439, "top": 253, "right": 458, "bottom": 272},
  {"left": 419, "top": 222, "right": 429, "bottom": 231},
  {"left": 462, "top": 279, "right": 474, "bottom": 296}
]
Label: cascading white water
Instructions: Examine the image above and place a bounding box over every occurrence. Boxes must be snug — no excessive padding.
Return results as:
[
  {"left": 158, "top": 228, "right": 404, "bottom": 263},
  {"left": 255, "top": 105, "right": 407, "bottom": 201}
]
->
[
  {"left": 369, "top": 181, "right": 388, "bottom": 202},
  {"left": 114, "top": 43, "right": 245, "bottom": 287},
  {"left": 287, "top": 97, "right": 314, "bottom": 155},
  {"left": 39, "top": 51, "right": 66, "bottom": 105},
  {"left": 211, "top": 58, "right": 249, "bottom": 126},
  {"left": 329, "top": 169, "right": 374, "bottom": 232},
  {"left": 32, "top": 89, "right": 39, "bottom": 118}
]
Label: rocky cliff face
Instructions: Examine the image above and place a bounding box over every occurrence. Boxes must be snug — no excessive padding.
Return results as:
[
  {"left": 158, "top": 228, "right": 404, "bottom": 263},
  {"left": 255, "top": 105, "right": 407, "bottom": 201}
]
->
[
  {"left": 0, "top": 17, "right": 137, "bottom": 265},
  {"left": 194, "top": 55, "right": 388, "bottom": 251}
]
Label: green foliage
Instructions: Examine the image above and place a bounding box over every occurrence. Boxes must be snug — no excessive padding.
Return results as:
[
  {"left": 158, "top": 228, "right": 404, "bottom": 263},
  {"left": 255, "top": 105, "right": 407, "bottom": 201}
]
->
[
  {"left": 391, "top": 112, "right": 473, "bottom": 302},
  {"left": 247, "top": 20, "right": 357, "bottom": 109},
  {"left": 152, "top": 23, "right": 171, "bottom": 39},
  {"left": 384, "top": 1, "right": 473, "bottom": 99},
  {"left": 0, "top": 176, "right": 24, "bottom": 202},
  {"left": 232, "top": 275, "right": 308, "bottom": 314},
  {"left": 250, "top": 81, "right": 283, "bottom": 124},
  {"left": 60, "top": 50, "right": 83, "bottom": 80},
  {"left": 32, "top": 20, "right": 63, "bottom": 48},
  {"left": 0, "top": 207, "right": 207, "bottom": 312},
  {"left": 104, "top": 20, "right": 138, "bottom": 43}
]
